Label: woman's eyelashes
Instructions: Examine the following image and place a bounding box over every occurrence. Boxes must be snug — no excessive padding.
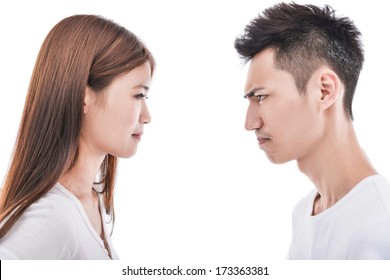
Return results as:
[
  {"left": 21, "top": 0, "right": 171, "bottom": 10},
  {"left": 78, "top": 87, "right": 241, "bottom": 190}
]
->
[{"left": 134, "top": 93, "right": 148, "bottom": 100}]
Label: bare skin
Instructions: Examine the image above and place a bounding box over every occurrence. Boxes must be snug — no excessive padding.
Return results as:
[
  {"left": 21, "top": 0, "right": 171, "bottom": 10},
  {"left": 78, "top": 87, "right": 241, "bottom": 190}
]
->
[
  {"left": 59, "top": 142, "right": 105, "bottom": 238},
  {"left": 59, "top": 62, "right": 152, "bottom": 257},
  {"left": 244, "top": 48, "right": 377, "bottom": 215}
]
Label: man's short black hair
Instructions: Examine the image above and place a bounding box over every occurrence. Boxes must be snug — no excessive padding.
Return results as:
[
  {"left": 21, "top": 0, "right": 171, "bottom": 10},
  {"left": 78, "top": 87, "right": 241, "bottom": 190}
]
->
[{"left": 235, "top": 2, "right": 364, "bottom": 119}]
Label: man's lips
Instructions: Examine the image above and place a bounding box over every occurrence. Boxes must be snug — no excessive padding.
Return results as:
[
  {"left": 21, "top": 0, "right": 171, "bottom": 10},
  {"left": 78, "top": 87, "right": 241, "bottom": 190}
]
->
[{"left": 257, "top": 136, "right": 270, "bottom": 145}]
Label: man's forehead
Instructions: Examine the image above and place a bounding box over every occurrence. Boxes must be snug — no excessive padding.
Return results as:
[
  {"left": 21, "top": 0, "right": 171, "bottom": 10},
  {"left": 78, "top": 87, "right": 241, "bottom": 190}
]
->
[{"left": 245, "top": 50, "right": 275, "bottom": 93}]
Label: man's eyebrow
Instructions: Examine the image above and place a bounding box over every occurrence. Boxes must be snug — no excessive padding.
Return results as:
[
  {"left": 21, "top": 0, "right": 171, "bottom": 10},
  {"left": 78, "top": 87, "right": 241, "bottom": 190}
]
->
[{"left": 244, "top": 87, "right": 264, "bottom": 99}]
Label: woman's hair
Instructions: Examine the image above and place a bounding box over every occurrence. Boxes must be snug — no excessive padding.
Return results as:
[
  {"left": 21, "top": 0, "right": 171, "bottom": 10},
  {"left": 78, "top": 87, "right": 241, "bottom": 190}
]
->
[
  {"left": 235, "top": 3, "right": 364, "bottom": 119},
  {"left": 0, "top": 15, "right": 155, "bottom": 238}
]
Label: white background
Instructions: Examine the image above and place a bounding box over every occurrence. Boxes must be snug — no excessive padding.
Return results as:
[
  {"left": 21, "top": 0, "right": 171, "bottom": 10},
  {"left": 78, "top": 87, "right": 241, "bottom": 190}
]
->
[{"left": 1, "top": 0, "right": 390, "bottom": 277}]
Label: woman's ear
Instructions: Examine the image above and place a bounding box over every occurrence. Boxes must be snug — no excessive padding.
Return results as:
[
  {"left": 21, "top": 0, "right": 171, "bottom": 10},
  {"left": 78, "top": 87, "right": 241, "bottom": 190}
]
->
[
  {"left": 318, "top": 68, "right": 341, "bottom": 111},
  {"left": 84, "top": 86, "right": 96, "bottom": 114}
]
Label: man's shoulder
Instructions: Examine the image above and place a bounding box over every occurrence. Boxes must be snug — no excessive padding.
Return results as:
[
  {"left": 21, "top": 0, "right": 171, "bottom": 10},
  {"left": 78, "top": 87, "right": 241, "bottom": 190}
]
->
[
  {"left": 360, "top": 175, "right": 390, "bottom": 216},
  {"left": 343, "top": 175, "right": 390, "bottom": 259},
  {"left": 346, "top": 218, "right": 390, "bottom": 259}
]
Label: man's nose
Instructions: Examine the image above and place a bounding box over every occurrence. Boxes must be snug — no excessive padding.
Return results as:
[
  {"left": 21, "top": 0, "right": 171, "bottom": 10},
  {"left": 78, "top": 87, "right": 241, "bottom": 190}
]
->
[{"left": 245, "top": 105, "right": 262, "bottom": 131}]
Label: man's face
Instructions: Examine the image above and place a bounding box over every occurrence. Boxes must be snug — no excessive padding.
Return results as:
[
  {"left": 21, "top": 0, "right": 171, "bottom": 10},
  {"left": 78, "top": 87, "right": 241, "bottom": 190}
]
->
[{"left": 244, "top": 48, "right": 324, "bottom": 164}]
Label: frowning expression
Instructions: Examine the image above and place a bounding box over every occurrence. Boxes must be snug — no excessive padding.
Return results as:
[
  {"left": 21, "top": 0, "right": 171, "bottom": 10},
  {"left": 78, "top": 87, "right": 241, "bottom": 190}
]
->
[{"left": 244, "top": 48, "right": 323, "bottom": 164}]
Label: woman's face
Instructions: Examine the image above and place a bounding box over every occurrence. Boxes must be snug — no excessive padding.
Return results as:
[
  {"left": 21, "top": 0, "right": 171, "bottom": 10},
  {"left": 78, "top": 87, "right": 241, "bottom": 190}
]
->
[{"left": 82, "top": 62, "right": 152, "bottom": 159}]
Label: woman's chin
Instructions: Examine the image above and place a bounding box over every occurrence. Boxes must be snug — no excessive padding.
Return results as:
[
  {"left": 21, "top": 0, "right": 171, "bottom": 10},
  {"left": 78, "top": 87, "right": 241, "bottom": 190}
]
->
[{"left": 113, "top": 147, "right": 138, "bottom": 159}]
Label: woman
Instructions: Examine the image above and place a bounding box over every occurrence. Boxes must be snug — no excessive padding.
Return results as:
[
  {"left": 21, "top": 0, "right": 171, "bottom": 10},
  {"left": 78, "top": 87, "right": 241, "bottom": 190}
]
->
[{"left": 0, "top": 14, "right": 155, "bottom": 259}]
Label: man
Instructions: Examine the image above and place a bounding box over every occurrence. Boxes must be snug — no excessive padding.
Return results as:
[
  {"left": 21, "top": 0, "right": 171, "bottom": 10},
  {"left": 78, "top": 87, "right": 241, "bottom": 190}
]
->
[{"left": 235, "top": 3, "right": 390, "bottom": 259}]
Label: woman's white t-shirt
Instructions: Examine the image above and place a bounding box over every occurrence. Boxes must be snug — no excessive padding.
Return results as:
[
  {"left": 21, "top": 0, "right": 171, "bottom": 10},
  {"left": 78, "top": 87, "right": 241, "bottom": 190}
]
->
[{"left": 0, "top": 183, "right": 119, "bottom": 260}]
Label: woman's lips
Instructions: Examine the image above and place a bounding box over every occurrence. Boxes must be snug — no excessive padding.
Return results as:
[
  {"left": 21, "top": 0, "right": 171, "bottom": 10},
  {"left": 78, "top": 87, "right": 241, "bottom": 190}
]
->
[{"left": 132, "top": 133, "right": 143, "bottom": 140}]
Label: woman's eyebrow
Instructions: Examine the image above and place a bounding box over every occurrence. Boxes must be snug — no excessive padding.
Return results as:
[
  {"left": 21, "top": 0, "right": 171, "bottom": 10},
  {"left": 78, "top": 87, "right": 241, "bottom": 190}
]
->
[{"left": 133, "top": 85, "right": 150, "bottom": 91}]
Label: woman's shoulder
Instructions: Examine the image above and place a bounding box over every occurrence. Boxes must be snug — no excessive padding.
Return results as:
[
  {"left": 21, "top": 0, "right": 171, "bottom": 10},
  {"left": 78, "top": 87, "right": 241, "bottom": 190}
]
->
[
  {"left": 0, "top": 184, "right": 79, "bottom": 259},
  {"left": 26, "top": 183, "right": 80, "bottom": 228}
]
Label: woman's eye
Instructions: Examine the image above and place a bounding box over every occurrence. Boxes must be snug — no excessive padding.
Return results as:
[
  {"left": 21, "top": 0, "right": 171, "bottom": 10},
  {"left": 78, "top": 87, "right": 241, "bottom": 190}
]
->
[{"left": 135, "top": 93, "right": 148, "bottom": 100}]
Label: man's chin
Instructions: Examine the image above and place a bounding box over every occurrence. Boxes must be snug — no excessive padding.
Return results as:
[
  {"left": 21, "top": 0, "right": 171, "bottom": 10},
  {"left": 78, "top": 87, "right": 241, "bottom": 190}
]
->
[{"left": 265, "top": 153, "right": 292, "bottom": 165}]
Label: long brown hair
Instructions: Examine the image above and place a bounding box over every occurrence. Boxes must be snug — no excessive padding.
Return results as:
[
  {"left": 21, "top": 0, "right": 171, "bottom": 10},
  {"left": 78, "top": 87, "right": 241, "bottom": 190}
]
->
[{"left": 0, "top": 15, "right": 155, "bottom": 238}]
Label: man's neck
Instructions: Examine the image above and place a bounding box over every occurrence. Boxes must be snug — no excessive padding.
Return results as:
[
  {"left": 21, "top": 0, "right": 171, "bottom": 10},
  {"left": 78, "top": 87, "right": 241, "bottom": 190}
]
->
[{"left": 297, "top": 122, "right": 377, "bottom": 215}]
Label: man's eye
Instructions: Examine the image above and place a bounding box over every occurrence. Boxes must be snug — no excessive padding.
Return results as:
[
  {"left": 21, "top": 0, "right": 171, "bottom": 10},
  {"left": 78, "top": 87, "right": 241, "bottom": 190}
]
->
[
  {"left": 135, "top": 93, "right": 148, "bottom": 100},
  {"left": 255, "top": 95, "right": 266, "bottom": 102},
  {"left": 243, "top": 93, "right": 266, "bottom": 102}
]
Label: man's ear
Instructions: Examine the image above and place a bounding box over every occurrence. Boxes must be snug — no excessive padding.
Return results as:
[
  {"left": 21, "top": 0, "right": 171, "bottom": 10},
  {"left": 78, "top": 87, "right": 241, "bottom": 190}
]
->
[
  {"left": 318, "top": 68, "right": 341, "bottom": 111},
  {"left": 84, "top": 86, "right": 96, "bottom": 114}
]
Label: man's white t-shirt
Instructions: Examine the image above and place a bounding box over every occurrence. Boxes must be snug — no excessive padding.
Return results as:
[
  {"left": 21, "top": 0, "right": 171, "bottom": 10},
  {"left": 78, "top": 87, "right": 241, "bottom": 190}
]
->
[
  {"left": 0, "top": 183, "right": 119, "bottom": 260},
  {"left": 288, "top": 175, "right": 390, "bottom": 259}
]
